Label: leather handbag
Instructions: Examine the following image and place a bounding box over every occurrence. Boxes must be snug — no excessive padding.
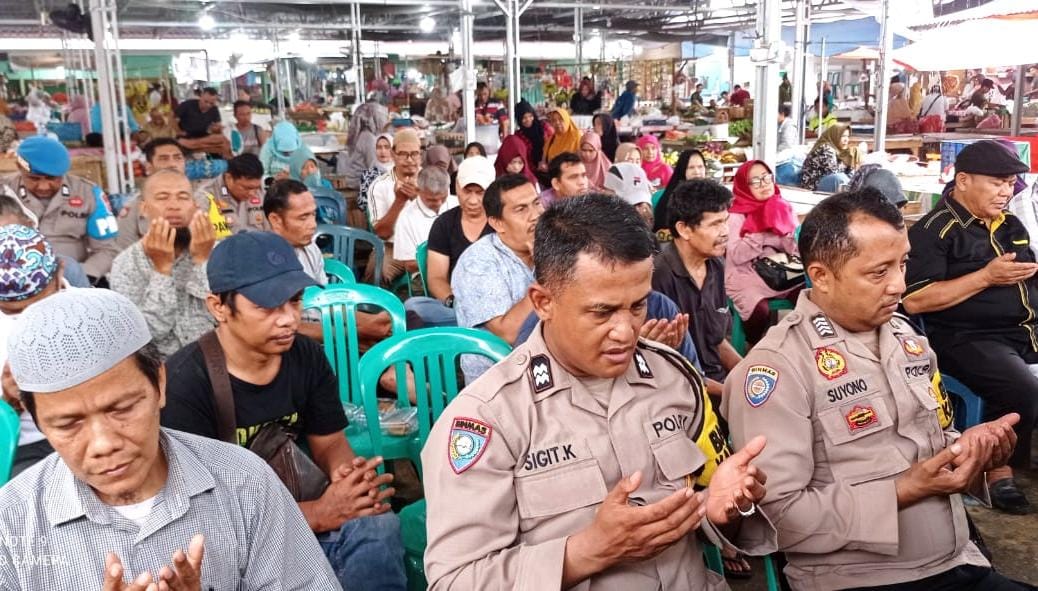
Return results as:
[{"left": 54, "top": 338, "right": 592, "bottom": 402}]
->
[
  {"left": 752, "top": 252, "right": 806, "bottom": 292},
  {"left": 198, "top": 331, "right": 329, "bottom": 502}
]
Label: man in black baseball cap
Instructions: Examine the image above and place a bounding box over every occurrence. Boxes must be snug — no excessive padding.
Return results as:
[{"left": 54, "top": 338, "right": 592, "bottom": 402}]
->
[
  {"left": 904, "top": 139, "right": 1037, "bottom": 514},
  {"left": 161, "top": 231, "right": 408, "bottom": 590}
]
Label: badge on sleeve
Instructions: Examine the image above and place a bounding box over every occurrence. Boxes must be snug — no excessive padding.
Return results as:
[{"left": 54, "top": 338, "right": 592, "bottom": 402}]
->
[
  {"left": 530, "top": 354, "right": 554, "bottom": 393},
  {"left": 815, "top": 347, "right": 848, "bottom": 380},
  {"left": 633, "top": 350, "right": 653, "bottom": 378},
  {"left": 901, "top": 336, "right": 925, "bottom": 357},
  {"left": 448, "top": 417, "right": 492, "bottom": 474},
  {"left": 811, "top": 314, "right": 837, "bottom": 338},
  {"left": 744, "top": 365, "right": 779, "bottom": 407}
]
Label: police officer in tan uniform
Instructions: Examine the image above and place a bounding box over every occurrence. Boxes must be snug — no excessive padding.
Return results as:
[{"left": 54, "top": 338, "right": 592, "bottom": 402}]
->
[
  {"left": 0, "top": 136, "right": 118, "bottom": 281},
  {"left": 723, "top": 189, "right": 1026, "bottom": 591},
  {"left": 422, "top": 194, "right": 776, "bottom": 591},
  {"left": 193, "top": 152, "right": 269, "bottom": 234}
]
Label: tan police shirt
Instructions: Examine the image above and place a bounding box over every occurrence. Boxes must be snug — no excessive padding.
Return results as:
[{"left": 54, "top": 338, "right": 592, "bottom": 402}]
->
[
  {"left": 0, "top": 172, "right": 119, "bottom": 279},
  {"left": 422, "top": 324, "right": 777, "bottom": 591},
  {"left": 194, "top": 176, "right": 269, "bottom": 234},
  {"left": 722, "top": 291, "right": 988, "bottom": 591}
]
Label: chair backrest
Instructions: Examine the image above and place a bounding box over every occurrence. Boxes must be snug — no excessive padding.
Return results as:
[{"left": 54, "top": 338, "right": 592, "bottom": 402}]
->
[
  {"left": 357, "top": 327, "right": 511, "bottom": 461},
  {"left": 0, "top": 401, "right": 20, "bottom": 485},
  {"left": 415, "top": 241, "right": 429, "bottom": 295},
  {"left": 303, "top": 284, "right": 408, "bottom": 405},
  {"left": 323, "top": 258, "right": 356, "bottom": 284},
  {"left": 315, "top": 224, "right": 384, "bottom": 286},
  {"left": 310, "top": 186, "right": 348, "bottom": 226}
]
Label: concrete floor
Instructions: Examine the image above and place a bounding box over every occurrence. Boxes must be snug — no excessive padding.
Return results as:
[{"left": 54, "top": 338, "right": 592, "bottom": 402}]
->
[{"left": 730, "top": 448, "right": 1038, "bottom": 590}]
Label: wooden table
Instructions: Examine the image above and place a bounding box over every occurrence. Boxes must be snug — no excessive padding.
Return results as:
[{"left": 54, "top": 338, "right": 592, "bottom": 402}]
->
[{"left": 851, "top": 134, "right": 924, "bottom": 158}]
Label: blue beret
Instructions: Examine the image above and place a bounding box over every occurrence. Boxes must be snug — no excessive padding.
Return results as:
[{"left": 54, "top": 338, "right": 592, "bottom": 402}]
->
[{"left": 16, "top": 136, "right": 71, "bottom": 177}]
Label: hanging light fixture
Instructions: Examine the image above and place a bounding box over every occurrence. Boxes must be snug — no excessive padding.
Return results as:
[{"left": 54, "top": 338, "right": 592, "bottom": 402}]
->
[
  {"left": 198, "top": 13, "right": 216, "bottom": 31},
  {"left": 420, "top": 16, "right": 436, "bottom": 33}
]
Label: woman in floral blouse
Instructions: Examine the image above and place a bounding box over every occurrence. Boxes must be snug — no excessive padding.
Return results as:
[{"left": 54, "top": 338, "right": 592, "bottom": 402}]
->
[{"left": 799, "top": 123, "right": 860, "bottom": 192}]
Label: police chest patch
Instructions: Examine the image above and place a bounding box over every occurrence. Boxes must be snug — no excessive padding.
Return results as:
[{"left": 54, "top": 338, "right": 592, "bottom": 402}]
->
[
  {"left": 844, "top": 404, "right": 879, "bottom": 433},
  {"left": 633, "top": 350, "right": 653, "bottom": 378},
  {"left": 745, "top": 365, "right": 779, "bottom": 407},
  {"left": 448, "top": 417, "right": 491, "bottom": 474},
  {"left": 811, "top": 314, "right": 837, "bottom": 338},
  {"left": 67, "top": 196, "right": 83, "bottom": 208},
  {"left": 815, "top": 347, "right": 848, "bottom": 381},
  {"left": 530, "top": 354, "right": 554, "bottom": 393},
  {"left": 900, "top": 336, "right": 925, "bottom": 357}
]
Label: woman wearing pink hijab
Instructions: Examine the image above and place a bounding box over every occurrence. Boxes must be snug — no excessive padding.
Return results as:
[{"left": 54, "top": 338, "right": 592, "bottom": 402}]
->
[
  {"left": 579, "top": 130, "right": 612, "bottom": 191},
  {"left": 636, "top": 134, "right": 672, "bottom": 188},
  {"left": 726, "top": 159, "right": 800, "bottom": 342}
]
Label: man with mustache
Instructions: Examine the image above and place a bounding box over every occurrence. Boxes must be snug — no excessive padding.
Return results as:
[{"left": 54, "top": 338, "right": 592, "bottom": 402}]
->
[
  {"left": 904, "top": 140, "right": 1037, "bottom": 515},
  {"left": 110, "top": 169, "right": 217, "bottom": 359},
  {"left": 423, "top": 195, "right": 775, "bottom": 590},
  {"left": 725, "top": 187, "right": 1024, "bottom": 590}
]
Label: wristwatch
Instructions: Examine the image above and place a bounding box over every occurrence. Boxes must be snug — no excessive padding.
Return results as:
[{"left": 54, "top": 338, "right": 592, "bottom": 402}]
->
[{"left": 443, "top": 295, "right": 455, "bottom": 308}]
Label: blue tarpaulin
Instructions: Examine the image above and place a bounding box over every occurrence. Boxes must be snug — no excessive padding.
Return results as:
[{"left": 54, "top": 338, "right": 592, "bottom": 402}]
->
[{"left": 682, "top": 17, "right": 908, "bottom": 59}]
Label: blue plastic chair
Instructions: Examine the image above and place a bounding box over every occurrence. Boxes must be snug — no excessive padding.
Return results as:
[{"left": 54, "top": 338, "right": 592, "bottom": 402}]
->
[
  {"left": 315, "top": 224, "right": 385, "bottom": 286},
  {"left": 311, "top": 186, "right": 348, "bottom": 226},
  {"left": 943, "top": 374, "right": 985, "bottom": 430},
  {"left": 0, "top": 400, "right": 20, "bottom": 485}
]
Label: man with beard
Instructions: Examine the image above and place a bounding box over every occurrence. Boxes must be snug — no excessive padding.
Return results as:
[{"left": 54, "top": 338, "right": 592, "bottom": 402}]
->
[{"left": 110, "top": 169, "right": 217, "bottom": 358}]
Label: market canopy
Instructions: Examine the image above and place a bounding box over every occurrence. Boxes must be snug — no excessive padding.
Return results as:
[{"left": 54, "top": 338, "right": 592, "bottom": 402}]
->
[{"left": 892, "top": 16, "right": 1038, "bottom": 70}]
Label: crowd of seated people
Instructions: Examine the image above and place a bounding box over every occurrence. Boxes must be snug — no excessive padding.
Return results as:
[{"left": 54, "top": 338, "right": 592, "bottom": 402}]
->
[{"left": 0, "top": 95, "right": 1036, "bottom": 591}]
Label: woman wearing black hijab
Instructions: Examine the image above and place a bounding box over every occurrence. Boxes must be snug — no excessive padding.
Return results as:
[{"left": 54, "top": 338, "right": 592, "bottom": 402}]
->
[
  {"left": 593, "top": 113, "right": 619, "bottom": 162},
  {"left": 653, "top": 148, "right": 709, "bottom": 233},
  {"left": 514, "top": 99, "right": 546, "bottom": 168}
]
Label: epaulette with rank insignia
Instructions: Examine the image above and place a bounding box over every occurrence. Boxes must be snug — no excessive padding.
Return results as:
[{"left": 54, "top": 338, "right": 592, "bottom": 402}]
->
[
  {"left": 635, "top": 340, "right": 731, "bottom": 488},
  {"left": 889, "top": 312, "right": 925, "bottom": 336}
]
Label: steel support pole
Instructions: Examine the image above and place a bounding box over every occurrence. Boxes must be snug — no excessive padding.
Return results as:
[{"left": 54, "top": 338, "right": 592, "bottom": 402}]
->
[
  {"left": 791, "top": 0, "right": 808, "bottom": 137},
  {"left": 352, "top": 3, "right": 365, "bottom": 104},
  {"left": 108, "top": 1, "right": 135, "bottom": 193},
  {"left": 461, "top": 0, "right": 476, "bottom": 143},
  {"left": 272, "top": 33, "right": 285, "bottom": 118},
  {"left": 574, "top": 8, "right": 583, "bottom": 76},
  {"left": 874, "top": 0, "right": 892, "bottom": 155},
  {"left": 88, "top": 0, "right": 119, "bottom": 195},
  {"left": 752, "top": 0, "right": 780, "bottom": 167},
  {"left": 1012, "top": 65, "right": 1025, "bottom": 136},
  {"left": 727, "top": 33, "right": 736, "bottom": 91}
]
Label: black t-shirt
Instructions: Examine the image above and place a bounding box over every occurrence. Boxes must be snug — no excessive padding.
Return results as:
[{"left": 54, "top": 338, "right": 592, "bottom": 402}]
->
[
  {"left": 427, "top": 207, "right": 495, "bottom": 280},
  {"left": 160, "top": 335, "right": 348, "bottom": 447},
  {"left": 651, "top": 243, "right": 731, "bottom": 382},
  {"left": 174, "top": 99, "right": 221, "bottom": 138}
]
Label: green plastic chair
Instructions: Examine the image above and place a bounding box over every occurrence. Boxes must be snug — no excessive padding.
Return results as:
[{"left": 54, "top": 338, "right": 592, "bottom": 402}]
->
[
  {"left": 303, "top": 283, "right": 407, "bottom": 407},
  {"left": 323, "top": 259, "right": 356, "bottom": 284},
  {"left": 316, "top": 224, "right": 385, "bottom": 286},
  {"left": 0, "top": 401, "right": 19, "bottom": 484},
  {"left": 651, "top": 188, "right": 665, "bottom": 213},
  {"left": 360, "top": 327, "right": 510, "bottom": 591},
  {"left": 729, "top": 298, "right": 795, "bottom": 356},
  {"left": 415, "top": 241, "right": 429, "bottom": 296}
]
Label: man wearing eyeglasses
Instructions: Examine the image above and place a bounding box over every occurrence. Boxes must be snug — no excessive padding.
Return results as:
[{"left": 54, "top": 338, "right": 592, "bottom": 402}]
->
[{"left": 366, "top": 128, "right": 423, "bottom": 286}]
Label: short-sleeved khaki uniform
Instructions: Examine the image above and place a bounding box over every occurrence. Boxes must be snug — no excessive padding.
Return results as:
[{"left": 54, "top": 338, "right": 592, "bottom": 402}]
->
[
  {"left": 422, "top": 325, "right": 777, "bottom": 591},
  {"left": 722, "top": 292, "right": 988, "bottom": 591}
]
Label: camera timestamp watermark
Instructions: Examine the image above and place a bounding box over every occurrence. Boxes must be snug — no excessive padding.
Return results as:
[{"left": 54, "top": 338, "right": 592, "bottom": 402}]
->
[{"left": 0, "top": 535, "right": 68, "bottom": 567}]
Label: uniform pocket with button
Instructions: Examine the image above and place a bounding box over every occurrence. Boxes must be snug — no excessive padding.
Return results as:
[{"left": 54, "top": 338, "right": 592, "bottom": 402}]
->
[
  {"left": 648, "top": 435, "right": 707, "bottom": 500},
  {"left": 515, "top": 460, "right": 608, "bottom": 519},
  {"left": 817, "top": 396, "right": 910, "bottom": 484}
]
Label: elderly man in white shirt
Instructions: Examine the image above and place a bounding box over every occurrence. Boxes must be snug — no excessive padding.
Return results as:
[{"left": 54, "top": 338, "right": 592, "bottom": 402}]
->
[{"left": 393, "top": 166, "right": 457, "bottom": 278}]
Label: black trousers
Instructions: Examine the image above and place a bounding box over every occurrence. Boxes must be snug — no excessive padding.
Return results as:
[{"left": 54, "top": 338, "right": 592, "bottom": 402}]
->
[
  {"left": 843, "top": 565, "right": 1037, "bottom": 591},
  {"left": 933, "top": 337, "right": 1038, "bottom": 468},
  {"left": 11, "top": 438, "right": 54, "bottom": 479}
]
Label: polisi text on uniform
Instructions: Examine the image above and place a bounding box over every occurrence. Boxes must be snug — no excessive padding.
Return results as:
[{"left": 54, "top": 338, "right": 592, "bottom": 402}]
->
[
  {"left": 826, "top": 378, "right": 868, "bottom": 403},
  {"left": 652, "top": 414, "right": 691, "bottom": 438},
  {"left": 523, "top": 444, "right": 576, "bottom": 471},
  {"left": 904, "top": 363, "right": 931, "bottom": 379}
]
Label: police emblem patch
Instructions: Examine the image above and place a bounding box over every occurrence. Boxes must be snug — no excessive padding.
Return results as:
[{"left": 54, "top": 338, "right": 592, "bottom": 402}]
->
[
  {"left": 530, "top": 354, "right": 554, "bottom": 393},
  {"left": 815, "top": 347, "right": 848, "bottom": 380},
  {"left": 845, "top": 404, "right": 878, "bottom": 432},
  {"left": 448, "top": 417, "right": 492, "bottom": 474},
  {"left": 901, "top": 336, "right": 925, "bottom": 357},
  {"left": 745, "top": 365, "right": 779, "bottom": 407},
  {"left": 633, "top": 350, "right": 653, "bottom": 378},
  {"left": 811, "top": 314, "right": 837, "bottom": 339}
]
